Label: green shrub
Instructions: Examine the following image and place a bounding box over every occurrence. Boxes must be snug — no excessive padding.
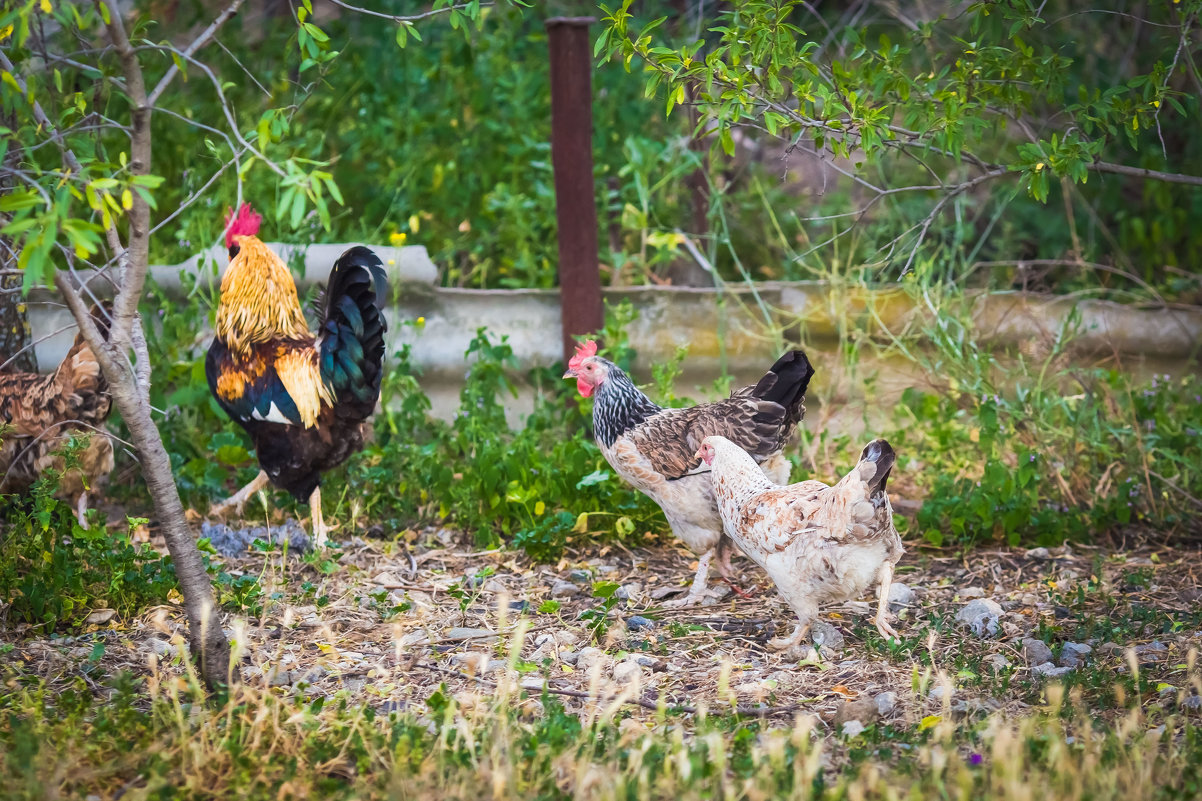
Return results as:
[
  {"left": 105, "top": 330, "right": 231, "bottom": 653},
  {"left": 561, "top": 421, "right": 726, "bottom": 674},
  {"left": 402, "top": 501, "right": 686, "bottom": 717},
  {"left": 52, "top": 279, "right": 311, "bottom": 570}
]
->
[{"left": 0, "top": 477, "right": 176, "bottom": 630}]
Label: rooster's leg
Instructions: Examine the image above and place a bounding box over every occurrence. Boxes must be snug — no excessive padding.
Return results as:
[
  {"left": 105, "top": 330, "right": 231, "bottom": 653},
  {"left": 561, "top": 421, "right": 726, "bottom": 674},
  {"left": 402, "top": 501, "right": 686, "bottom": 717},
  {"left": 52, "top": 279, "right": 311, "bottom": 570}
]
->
[
  {"left": 211, "top": 470, "right": 270, "bottom": 518},
  {"left": 76, "top": 492, "right": 88, "bottom": 528},
  {"left": 309, "top": 486, "right": 328, "bottom": 550},
  {"left": 874, "top": 562, "right": 900, "bottom": 640},
  {"left": 768, "top": 595, "right": 817, "bottom": 652}
]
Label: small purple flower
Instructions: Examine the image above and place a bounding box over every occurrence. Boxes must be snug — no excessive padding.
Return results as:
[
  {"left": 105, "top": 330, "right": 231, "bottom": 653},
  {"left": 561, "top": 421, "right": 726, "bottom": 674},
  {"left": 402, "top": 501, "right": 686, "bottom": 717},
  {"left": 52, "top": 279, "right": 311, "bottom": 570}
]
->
[
  {"left": 1145, "top": 420, "right": 1156, "bottom": 432},
  {"left": 969, "top": 753, "right": 984, "bottom": 766},
  {"left": 1029, "top": 454, "right": 1036, "bottom": 462}
]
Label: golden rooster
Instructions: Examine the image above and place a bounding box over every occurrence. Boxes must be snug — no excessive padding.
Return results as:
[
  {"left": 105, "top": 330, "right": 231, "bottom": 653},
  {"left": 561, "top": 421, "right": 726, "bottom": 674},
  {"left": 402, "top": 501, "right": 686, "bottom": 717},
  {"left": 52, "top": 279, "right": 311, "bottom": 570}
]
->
[{"left": 206, "top": 204, "right": 388, "bottom": 547}]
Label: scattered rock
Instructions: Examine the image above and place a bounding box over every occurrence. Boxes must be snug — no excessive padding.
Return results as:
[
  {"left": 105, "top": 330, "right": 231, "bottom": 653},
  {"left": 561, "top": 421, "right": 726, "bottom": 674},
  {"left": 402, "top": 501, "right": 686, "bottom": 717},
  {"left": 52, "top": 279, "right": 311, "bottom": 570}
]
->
[
  {"left": 1025, "top": 547, "right": 1051, "bottom": 560},
  {"left": 928, "top": 686, "right": 952, "bottom": 702},
  {"left": 1059, "top": 642, "right": 1092, "bottom": 668},
  {"left": 569, "top": 569, "right": 592, "bottom": 585},
  {"left": 481, "top": 578, "right": 506, "bottom": 594},
  {"left": 833, "top": 697, "right": 878, "bottom": 726},
  {"left": 444, "top": 627, "right": 498, "bottom": 644},
  {"left": 84, "top": 609, "right": 117, "bottom": 625},
  {"left": 956, "top": 587, "right": 986, "bottom": 601},
  {"left": 1032, "top": 662, "right": 1074, "bottom": 679},
  {"left": 875, "top": 691, "right": 898, "bottom": 717},
  {"left": 1098, "top": 642, "right": 1121, "bottom": 656},
  {"left": 1135, "top": 641, "right": 1169, "bottom": 656},
  {"left": 612, "top": 660, "right": 644, "bottom": 683},
  {"left": 201, "top": 519, "right": 311, "bottom": 556},
  {"left": 886, "top": 582, "right": 915, "bottom": 611},
  {"left": 957, "top": 599, "right": 1004, "bottom": 637},
  {"left": 550, "top": 580, "right": 580, "bottom": 598},
  {"left": 560, "top": 650, "right": 579, "bottom": 665},
  {"left": 1182, "top": 695, "right": 1202, "bottom": 711},
  {"left": 1018, "top": 593, "right": 1041, "bottom": 608},
  {"left": 811, "top": 621, "right": 845, "bottom": 651},
  {"left": 576, "top": 647, "right": 610, "bottom": 673},
  {"left": 1022, "top": 638, "right": 1054, "bottom": 665},
  {"left": 147, "top": 638, "right": 180, "bottom": 658},
  {"left": 985, "top": 653, "right": 1011, "bottom": 673},
  {"left": 840, "top": 720, "right": 866, "bottom": 737},
  {"left": 615, "top": 583, "right": 641, "bottom": 602},
  {"left": 626, "top": 615, "right": 655, "bottom": 632},
  {"left": 399, "top": 630, "right": 429, "bottom": 648},
  {"left": 508, "top": 600, "right": 530, "bottom": 612}
]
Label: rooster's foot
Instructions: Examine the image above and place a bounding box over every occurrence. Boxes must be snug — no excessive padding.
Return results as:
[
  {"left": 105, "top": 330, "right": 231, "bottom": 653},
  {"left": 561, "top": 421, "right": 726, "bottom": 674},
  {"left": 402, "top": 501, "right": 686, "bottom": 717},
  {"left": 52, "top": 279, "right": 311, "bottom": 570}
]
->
[
  {"left": 211, "top": 470, "right": 270, "bottom": 519},
  {"left": 767, "top": 622, "right": 811, "bottom": 652}
]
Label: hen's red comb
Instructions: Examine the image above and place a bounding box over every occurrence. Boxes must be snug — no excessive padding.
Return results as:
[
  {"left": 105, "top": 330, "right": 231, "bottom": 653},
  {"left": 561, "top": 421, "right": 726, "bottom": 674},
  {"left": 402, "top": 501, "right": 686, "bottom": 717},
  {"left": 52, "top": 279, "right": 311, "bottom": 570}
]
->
[
  {"left": 224, "top": 203, "right": 262, "bottom": 249},
  {"left": 568, "top": 339, "right": 598, "bottom": 372}
]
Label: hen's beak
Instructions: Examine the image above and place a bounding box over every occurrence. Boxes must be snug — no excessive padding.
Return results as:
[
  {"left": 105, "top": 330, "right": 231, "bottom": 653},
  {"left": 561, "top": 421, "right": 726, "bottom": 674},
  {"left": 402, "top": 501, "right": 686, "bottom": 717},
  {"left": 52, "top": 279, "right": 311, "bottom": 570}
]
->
[
  {"left": 562, "top": 369, "right": 577, "bottom": 380},
  {"left": 694, "top": 448, "right": 705, "bottom": 462}
]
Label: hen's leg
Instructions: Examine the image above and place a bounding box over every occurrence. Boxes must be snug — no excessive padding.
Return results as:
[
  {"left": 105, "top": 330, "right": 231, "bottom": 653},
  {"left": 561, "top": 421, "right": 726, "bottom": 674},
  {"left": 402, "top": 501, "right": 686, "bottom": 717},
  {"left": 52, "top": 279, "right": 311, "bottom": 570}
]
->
[
  {"left": 211, "top": 470, "right": 269, "bottom": 518},
  {"left": 309, "top": 485, "right": 328, "bottom": 550},
  {"left": 663, "top": 549, "right": 714, "bottom": 607},
  {"left": 768, "top": 593, "right": 818, "bottom": 652},
  {"left": 715, "top": 539, "right": 755, "bottom": 599},
  {"left": 75, "top": 492, "right": 89, "bottom": 528},
  {"left": 874, "top": 562, "right": 900, "bottom": 639}
]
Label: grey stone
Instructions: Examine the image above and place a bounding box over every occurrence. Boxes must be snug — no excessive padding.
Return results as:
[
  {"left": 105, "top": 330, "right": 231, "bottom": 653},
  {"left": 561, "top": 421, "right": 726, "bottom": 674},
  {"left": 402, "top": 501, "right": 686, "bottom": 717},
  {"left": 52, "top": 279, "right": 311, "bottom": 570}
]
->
[
  {"left": 834, "top": 697, "right": 879, "bottom": 726},
  {"left": 1181, "top": 695, "right": 1202, "bottom": 711},
  {"left": 1022, "top": 638, "right": 1054, "bottom": 665},
  {"left": 614, "top": 583, "right": 640, "bottom": 602},
  {"left": 550, "top": 580, "right": 580, "bottom": 598},
  {"left": 956, "top": 586, "right": 986, "bottom": 600},
  {"left": 612, "top": 660, "right": 643, "bottom": 683},
  {"left": 626, "top": 615, "right": 655, "bottom": 631},
  {"left": 840, "top": 720, "right": 866, "bottom": 737},
  {"left": 810, "top": 620, "right": 845, "bottom": 651},
  {"left": 560, "top": 650, "right": 579, "bottom": 665},
  {"left": 887, "top": 582, "right": 915, "bottom": 611},
  {"left": 1032, "top": 662, "right": 1074, "bottom": 679},
  {"left": 928, "top": 686, "right": 952, "bottom": 701},
  {"left": 444, "top": 627, "right": 498, "bottom": 643},
  {"left": 569, "top": 569, "right": 592, "bottom": 585},
  {"left": 1059, "top": 642, "right": 1092, "bottom": 667},
  {"left": 875, "top": 691, "right": 898, "bottom": 717},
  {"left": 1135, "top": 641, "right": 1169, "bottom": 656},
  {"left": 957, "top": 599, "right": 1004, "bottom": 637},
  {"left": 985, "top": 653, "right": 1011, "bottom": 673},
  {"left": 1026, "top": 547, "right": 1051, "bottom": 560}
]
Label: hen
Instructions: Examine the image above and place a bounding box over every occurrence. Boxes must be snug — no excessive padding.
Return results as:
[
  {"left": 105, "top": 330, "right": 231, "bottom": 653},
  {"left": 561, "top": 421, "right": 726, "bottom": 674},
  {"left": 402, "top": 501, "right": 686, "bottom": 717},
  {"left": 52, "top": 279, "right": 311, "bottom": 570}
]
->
[
  {"left": 564, "top": 341, "right": 814, "bottom": 605},
  {"left": 0, "top": 303, "right": 113, "bottom": 525},
  {"left": 697, "top": 435, "right": 904, "bottom": 651},
  {"left": 206, "top": 204, "right": 388, "bottom": 547}
]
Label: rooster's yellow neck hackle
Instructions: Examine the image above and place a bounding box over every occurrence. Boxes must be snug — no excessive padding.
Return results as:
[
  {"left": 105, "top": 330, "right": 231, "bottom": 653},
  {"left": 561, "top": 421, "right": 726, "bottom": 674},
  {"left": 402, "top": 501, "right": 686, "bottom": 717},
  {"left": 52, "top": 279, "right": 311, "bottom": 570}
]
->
[{"left": 216, "top": 236, "right": 311, "bottom": 354}]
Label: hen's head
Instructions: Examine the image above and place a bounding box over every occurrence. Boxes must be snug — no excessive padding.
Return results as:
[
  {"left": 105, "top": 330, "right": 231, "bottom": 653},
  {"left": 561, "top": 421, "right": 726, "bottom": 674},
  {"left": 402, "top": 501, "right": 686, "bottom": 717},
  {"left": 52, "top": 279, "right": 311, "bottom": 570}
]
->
[
  {"left": 224, "top": 203, "right": 262, "bottom": 257},
  {"left": 695, "top": 435, "right": 742, "bottom": 468},
  {"left": 562, "top": 340, "right": 609, "bottom": 398}
]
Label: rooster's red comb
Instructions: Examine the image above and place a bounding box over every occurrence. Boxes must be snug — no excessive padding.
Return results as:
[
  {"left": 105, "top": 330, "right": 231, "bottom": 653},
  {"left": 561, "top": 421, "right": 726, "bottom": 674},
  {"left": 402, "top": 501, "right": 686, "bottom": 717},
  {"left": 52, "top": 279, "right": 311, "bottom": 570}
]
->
[
  {"left": 224, "top": 203, "right": 262, "bottom": 249},
  {"left": 568, "top": 339, "right": 598, "bottom": 372}
]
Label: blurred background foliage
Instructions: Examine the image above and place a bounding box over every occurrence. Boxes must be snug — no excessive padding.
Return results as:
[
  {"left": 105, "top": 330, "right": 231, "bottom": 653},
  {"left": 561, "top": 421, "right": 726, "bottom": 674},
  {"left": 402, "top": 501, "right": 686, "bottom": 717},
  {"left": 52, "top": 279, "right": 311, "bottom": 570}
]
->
[{"left": 140, "top": 0, "right": 1202, "bottom": 299}]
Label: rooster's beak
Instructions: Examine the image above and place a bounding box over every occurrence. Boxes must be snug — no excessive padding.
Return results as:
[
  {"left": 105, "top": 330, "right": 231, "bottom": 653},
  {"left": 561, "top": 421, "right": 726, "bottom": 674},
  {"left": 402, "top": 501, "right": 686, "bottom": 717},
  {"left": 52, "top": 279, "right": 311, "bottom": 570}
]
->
[
  {"left": 563, "top": 369, "right": 577, "bottom": 379},
  {"left": 694, "top": 448, "right": 705, "bottom": 462}
]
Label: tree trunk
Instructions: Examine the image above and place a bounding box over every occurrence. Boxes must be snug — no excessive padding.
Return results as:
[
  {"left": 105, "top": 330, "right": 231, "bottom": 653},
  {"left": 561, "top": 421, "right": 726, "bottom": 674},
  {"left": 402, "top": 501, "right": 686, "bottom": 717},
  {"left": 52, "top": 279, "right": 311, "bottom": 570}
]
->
[
  {"left": 109, "top": 374, "right": 232, "bottom": 685},
  {"left": 0, "top": 273, "right": 35, "bottom": 372}
]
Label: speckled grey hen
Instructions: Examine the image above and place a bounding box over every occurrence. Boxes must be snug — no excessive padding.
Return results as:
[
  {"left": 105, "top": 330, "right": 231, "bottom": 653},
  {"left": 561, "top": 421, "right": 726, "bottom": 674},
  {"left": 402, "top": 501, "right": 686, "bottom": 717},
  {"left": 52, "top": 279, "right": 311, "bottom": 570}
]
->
[
  {"left": 564, "top": 341, "right": 814, "bottom": 605},
  {"left": 697, "top": 435, "right": 904, "bottom": 651}
]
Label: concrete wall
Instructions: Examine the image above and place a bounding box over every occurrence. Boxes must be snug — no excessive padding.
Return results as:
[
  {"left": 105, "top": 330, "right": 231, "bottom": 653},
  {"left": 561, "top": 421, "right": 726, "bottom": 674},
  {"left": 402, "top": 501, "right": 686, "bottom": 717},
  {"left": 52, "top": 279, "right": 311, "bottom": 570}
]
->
[{"left": 27, "top": 244, "right": 1202, "bottom": 430}]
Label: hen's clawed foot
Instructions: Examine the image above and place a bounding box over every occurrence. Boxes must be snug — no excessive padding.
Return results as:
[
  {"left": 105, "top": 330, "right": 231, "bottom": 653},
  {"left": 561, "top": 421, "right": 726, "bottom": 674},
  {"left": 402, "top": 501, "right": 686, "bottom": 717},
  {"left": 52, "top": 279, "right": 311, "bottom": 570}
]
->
[
  {"left": 766, "top": 622, "right": 811, "bottom": 652},
  {"left": 721, "top": 576, "right": 756, "bottom": 600}
]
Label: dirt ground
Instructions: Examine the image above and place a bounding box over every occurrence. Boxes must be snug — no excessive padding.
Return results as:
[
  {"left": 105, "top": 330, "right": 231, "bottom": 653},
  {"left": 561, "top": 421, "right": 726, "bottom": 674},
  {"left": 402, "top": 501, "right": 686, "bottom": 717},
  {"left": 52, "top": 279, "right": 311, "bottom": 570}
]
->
[{"left": 7, "top": 527, "right": 1202, "bottom": 727}]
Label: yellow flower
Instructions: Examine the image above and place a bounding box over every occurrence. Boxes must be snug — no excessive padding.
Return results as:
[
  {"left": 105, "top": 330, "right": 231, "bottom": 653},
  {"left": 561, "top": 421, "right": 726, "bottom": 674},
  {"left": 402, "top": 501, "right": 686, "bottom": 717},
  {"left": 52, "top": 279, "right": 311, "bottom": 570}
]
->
[
  {"left": 0, "top": 24, "right": 13, "bottom": 41},
  {"left": 40, "top": 0, "right": 51, "bottom": 13},
  {"left": 389, "top": 231, "right": 407, "bottom": 247}
]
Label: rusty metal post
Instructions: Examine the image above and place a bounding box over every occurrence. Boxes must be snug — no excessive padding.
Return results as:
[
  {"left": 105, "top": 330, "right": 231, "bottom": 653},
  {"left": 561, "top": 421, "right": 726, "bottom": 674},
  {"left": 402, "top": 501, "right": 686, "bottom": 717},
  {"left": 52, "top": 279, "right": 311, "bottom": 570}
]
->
[{"left": 546, "top": 16, "right": 603, "bottom": 365}]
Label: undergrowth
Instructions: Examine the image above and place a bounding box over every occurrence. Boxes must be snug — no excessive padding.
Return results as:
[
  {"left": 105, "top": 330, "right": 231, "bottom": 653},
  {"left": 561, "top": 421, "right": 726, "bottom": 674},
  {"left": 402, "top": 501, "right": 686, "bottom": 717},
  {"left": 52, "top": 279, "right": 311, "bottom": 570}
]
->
[{"left": 2, "top": 668, "right": 1201, "bottom": 801}]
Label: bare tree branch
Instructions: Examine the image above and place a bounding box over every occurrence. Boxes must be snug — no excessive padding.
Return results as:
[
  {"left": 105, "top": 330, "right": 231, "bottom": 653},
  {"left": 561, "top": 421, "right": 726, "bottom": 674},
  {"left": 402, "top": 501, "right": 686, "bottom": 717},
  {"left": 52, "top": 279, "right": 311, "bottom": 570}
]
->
[{"left": 147, "top": 0, "right": 247, "bottom": 107}]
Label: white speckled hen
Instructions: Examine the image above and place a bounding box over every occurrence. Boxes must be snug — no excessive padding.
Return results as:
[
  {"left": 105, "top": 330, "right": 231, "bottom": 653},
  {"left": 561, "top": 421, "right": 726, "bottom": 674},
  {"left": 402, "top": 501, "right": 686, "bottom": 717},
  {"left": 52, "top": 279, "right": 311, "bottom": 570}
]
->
[
  {"left": 697, "top": 435, "right": 904, "bottom": 650},
  {"left": 564, "top": 341, "right": 814, "bottom": 605}
]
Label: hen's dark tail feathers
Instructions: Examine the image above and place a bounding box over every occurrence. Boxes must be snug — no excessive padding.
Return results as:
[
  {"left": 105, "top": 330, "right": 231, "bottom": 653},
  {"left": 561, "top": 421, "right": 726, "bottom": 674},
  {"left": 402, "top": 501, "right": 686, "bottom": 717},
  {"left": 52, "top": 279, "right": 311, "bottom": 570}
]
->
[
  {"left": 858, "top": 439, "right": 896, "bottom": 499},
  {"left": 318, "top": 246, "right": 388, "bottom": 418},
  {"left": 749, "top": 349, "right": 815, "bottom": 427}
]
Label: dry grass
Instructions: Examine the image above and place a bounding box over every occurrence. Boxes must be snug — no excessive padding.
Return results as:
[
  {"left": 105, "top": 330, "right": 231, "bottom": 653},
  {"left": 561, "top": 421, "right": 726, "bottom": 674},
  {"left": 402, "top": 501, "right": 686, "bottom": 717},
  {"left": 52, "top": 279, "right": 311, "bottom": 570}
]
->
[{"left": 4, "top": 530, "right": 1202, "bottom": 799}]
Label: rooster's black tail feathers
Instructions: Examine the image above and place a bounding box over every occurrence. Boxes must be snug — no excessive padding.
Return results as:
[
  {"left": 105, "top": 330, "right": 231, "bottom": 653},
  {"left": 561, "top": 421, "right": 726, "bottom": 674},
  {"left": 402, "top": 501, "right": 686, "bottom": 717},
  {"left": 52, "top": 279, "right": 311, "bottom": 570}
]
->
[
  {"left": 318, "top": 246, "right": 388, "bottom": 417},
  {"left": 750, "top": 349, "right": 815, "bottom": 427}
]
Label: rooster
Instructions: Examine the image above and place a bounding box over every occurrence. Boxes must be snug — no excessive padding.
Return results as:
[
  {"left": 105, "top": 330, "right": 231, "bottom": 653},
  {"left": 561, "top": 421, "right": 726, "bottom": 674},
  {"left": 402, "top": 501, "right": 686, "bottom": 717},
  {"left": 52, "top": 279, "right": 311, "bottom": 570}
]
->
[
  {"left": 564, "top": 341, "right": 814, "bottom": 605},
  {"left": 206, "top": 204, "right": 387, "bottom": 547},
  {"left": 0, "top": 303, "right": 113, "bottom": 525},
  {"left": 697, "top": 435, "right": 903, "bottom": 651}
]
